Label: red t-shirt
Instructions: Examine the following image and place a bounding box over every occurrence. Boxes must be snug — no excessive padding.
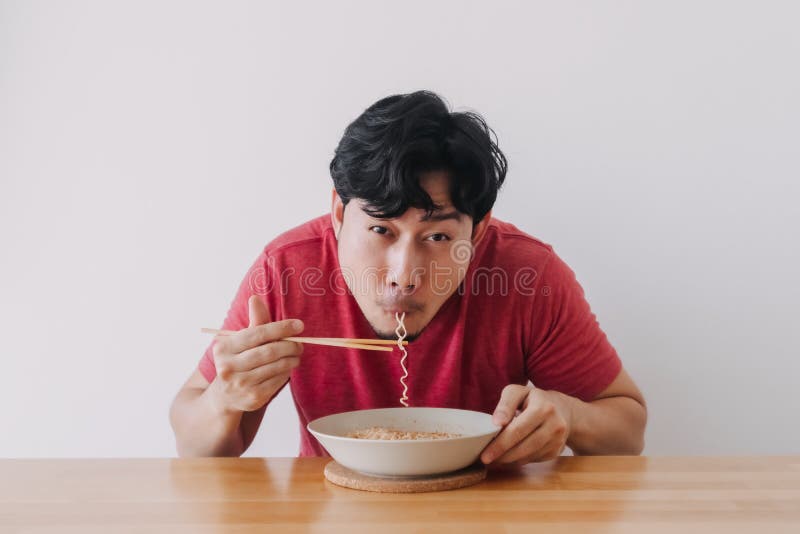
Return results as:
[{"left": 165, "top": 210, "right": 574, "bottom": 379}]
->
[{"left": 199, "top": 215, "right": 622, "bottom": 456}]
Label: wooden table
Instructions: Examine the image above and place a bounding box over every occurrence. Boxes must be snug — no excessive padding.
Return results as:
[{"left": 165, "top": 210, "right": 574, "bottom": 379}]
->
[{"left": 1, "top": 456, "right": 799, "bottom": 532}]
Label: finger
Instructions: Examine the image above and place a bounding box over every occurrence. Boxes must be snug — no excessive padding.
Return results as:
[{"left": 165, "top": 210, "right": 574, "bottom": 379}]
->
[
  {"left": 492, "top": 417, "right": 561, "bottom": 465},
  {"left": 492, "top": 384, "right": 529, "bottom": 426},
  {"left": 233, "top": 370, "right": 292, "bottom": 412},
  {"left": 235, "top": 356, "right": 301, "bottom": 387},
  {"left": 253, "top": 369, "right": 293, "bottom": 399},
  {"left": 248, "top": 295, "right": 272, "bottom": 328},
  {"left": 226, "top": 318, "right": 304, "bottom": 353},
  {"left": 481, "top": 410, "right": 544, "bottom": 464},
  {"left": 231, "top": 340, "right": 304, "bottom": 372},
  {"left": 482, "top": 393, "right": 551, "bottom": 464},
  {"left": 509, "top": 434, "right": 567, "bottom": 467},
  {"left": 532, "top": 435, "right": 568, "bottom": 463}
]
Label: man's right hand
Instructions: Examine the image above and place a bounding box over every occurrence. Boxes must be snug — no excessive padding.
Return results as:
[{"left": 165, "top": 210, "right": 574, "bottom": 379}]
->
[{"left": 208, "top": 295, "right": 304, "bottom": 414}]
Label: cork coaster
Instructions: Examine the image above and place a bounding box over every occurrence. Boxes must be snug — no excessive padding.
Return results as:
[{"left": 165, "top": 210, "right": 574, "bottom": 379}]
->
[{"left": 323, "top": 460, "right": 487, "bottom": 493}]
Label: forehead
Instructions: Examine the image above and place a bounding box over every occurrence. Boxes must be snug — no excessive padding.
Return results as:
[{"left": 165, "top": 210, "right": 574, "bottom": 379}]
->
[
  {"left": 348, "top": 170, "right": 465, "bottom": 223},
  {"left": 417, "top": 171, "right": 452, "bottom": 208}
]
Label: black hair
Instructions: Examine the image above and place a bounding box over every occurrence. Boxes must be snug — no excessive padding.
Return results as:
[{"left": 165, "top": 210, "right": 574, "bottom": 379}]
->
[{"left": 329, "top": 90, "right": 507, "bottom": 224}]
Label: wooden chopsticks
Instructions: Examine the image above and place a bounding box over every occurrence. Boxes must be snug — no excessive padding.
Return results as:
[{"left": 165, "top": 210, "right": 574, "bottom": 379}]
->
[{"left": 200, "top": 327, "right": 407, "bottom": 352}]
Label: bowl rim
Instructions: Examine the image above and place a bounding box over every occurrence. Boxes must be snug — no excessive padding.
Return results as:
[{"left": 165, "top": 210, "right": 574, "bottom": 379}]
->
[{"left": 306, "top": 406, "right": 501, "bottom": 444}]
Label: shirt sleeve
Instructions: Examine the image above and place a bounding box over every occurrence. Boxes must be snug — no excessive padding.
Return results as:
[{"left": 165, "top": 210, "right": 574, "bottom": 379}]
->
[
  {"left": 525, "top": 250, "right": 622, "bottom": 402},
  {"left": 198, "top": 250, "right": 274, "bottom": 383}
]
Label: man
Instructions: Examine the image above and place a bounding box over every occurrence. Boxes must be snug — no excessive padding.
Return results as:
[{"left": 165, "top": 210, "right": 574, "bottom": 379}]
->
[{"left": 170, "top": 91, "right": 647, "bottom": 467}]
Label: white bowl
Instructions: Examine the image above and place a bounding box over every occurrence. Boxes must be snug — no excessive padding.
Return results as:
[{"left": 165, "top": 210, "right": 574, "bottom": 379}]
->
[{"left": 307, "top": 407, "right": 501, "bottom": 477}]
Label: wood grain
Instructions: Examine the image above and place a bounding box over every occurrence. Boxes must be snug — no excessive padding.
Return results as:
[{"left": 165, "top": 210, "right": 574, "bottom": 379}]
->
[{"left": 1, "top": 456, "right": 799, "bottom": 532}]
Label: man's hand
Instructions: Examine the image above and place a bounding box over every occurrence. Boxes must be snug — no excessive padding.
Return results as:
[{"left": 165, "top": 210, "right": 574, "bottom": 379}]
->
[
  {"left": 480, "top": 384, "right": 573, "bottom": 467},
  {"left": 208, "top": 295, "right": 304, "bottom": 414}
]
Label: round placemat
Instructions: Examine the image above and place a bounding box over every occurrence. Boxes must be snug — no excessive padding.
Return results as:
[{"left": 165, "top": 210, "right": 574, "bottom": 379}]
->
[{"left": 323, "top": 461, "right": 487, "bottom": 493}]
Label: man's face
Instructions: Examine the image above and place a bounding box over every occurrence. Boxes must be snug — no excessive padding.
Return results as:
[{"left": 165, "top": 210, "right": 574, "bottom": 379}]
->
[{"left": 333, "top": 172, "right": 481, "bottom": 339}]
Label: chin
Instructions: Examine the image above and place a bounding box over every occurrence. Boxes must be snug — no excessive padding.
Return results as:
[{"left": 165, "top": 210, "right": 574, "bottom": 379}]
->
[
  {"left": 367, "top": 317, "right": 422, "bottom": 342},
  {"left": 372, "top": 328, "right": 400, "bottom": 340},
  {"left": 368, "top": 319, "right": 403, "bottom": 340}
]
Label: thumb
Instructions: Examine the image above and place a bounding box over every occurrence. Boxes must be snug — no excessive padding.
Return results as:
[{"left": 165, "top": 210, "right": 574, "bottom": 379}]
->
[
  {"left": 248, "top": 294, "right": 272, "bottom": 328},
  {"left": 492, "top": 385, "right": 530, "bottom": 426}
]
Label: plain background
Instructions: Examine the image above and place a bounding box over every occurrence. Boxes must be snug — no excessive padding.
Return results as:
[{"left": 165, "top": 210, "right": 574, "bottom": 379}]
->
[{"left": 1, "top": 1, "right": 798, "bottom": 458}]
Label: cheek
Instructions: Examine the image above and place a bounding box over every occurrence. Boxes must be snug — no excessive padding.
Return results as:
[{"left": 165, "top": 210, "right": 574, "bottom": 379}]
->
[
  {"left": 338, "top": 235, "right": 386, "bottom": 291},
  {"left": 427, "top": 252, "right": 469, "bottom": 287},
  {"left": 351, "top": 239, "right": 384, "bottom": 269},
  {"left": 339, "top": 228, "right": 370, "bottom": 262}
]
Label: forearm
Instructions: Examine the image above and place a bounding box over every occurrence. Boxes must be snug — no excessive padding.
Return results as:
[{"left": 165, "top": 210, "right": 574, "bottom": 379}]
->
[
  {"left": 554, "top": 392, "right": 647, "bottom": 455},
  {"left": 169, "top": 380, "right": 245, "bottom": 457}
]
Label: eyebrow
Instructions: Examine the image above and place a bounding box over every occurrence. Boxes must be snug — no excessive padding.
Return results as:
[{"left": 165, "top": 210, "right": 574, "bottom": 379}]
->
[{"left": 420, "top": 210, "right": 463, "bottom": 222}]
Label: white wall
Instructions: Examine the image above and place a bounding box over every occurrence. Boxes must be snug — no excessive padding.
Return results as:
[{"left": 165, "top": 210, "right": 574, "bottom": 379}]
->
[{"left": 1, "top": 0, "right": 798, "bottom": 458}]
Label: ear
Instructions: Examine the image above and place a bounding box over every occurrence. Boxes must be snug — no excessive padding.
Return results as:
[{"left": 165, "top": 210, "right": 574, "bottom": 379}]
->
[
  {"left": 471, "top": 210, "right": 493, "bottom": 245},
  {"left": 330, "top": 189, "right": 345, "bottom": 238}
]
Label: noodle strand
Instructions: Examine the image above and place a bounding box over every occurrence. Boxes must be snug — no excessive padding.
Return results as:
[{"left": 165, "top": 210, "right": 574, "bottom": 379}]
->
[{"left": 395, "top": 312, "right": 409, "bottom": 407}]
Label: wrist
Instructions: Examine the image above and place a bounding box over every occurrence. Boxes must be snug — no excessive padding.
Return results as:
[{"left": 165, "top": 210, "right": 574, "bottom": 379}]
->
[{"left": 205, "top": 378, "right": 243, "bottom": 422}]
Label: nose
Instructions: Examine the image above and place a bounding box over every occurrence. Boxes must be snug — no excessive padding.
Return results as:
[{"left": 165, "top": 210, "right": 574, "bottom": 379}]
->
[
  {"left": 386, "top": 242, "right": 422, "bottom": 295},
  {"left": 391, "top": 279, "right": 416, "bottom": 295}
]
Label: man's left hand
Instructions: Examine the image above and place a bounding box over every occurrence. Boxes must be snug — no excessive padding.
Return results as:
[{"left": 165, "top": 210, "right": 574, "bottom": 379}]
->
[{"left": 480, "top": 384, "right": 573, "bottom": 467}]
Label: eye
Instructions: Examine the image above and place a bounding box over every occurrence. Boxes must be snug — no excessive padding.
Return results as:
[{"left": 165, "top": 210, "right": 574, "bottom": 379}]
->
[
  {"left": 369, "top": 225, "right": 389, "bottom": 235},
  {"left": 426, "top": 233, "right": 451, "bottom": 242}
]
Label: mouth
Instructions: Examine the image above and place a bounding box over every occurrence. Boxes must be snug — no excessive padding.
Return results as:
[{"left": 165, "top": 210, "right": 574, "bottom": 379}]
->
[
  {"left": 371, "top": 307, "right": 424, "bottom": 342},
  {"left": 383, "top": 308, "right": 413, "bottom": 316}
]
